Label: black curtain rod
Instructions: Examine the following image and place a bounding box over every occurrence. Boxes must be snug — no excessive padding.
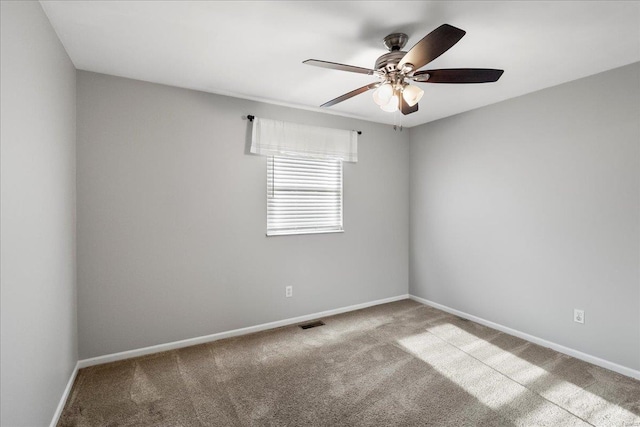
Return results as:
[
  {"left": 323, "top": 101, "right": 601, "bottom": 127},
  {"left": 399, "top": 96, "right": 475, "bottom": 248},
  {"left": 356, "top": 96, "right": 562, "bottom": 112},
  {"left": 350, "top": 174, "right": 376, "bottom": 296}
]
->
[{"left": 247, "top": 115, "right": 362, "bottom": 135}]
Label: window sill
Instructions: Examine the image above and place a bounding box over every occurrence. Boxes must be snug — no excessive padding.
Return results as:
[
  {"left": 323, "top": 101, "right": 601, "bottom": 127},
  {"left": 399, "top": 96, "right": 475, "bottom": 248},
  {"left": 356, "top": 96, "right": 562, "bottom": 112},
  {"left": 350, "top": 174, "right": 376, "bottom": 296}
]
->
[{"left": 266, "top": 229, "right": 344, "bottom": 237}]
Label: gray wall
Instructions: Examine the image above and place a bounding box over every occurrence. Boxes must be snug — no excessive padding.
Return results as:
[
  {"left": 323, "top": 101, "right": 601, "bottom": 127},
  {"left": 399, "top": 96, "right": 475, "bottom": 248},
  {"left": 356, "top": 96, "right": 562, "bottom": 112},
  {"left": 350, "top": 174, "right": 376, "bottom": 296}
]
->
[
  {"left": 409, "top": 63, "right": 640, "bottom": 370},
  {"left": 76, "top": 71, "right": 409, "bottom": 359},
  {"left": 1, "top": 2, "right": 77, "bottom": 426}
]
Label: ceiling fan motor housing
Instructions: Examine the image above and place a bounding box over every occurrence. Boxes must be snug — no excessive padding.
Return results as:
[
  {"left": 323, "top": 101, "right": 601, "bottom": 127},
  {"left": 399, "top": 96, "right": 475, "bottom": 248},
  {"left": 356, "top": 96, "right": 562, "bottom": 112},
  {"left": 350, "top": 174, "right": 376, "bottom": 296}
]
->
[
  {"left": 374, "top": 51, "right": 407, "bottom": 73},
  {"left": 376, "top": 33, "right": 411, "bottom": 75}
]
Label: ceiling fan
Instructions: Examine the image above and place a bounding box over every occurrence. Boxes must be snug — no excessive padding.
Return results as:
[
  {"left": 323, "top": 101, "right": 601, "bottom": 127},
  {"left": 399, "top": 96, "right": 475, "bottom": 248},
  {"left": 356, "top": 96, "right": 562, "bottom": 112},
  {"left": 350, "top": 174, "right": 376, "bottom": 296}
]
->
[{"left": 303, "top": 24, "right": 504, "bottom": 115}]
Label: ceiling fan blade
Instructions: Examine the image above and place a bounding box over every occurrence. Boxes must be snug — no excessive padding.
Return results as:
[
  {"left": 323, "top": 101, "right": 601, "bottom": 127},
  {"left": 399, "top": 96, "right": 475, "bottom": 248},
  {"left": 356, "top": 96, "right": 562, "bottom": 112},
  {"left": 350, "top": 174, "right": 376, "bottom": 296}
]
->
[
  {"left": 398, "top": 24, "right": 466, "bottom": 71},
  {"left": 400, "top": 96, "right": 419, "bottom": 115},
  {"left": 413, "top": 68, "right": 504, "bottom": 83},
  {"left": 303, "top": 59, "right": 375, "bottom": 75},
  {"left": 321, "top": 83, "right": 380, "bottom": 108}
]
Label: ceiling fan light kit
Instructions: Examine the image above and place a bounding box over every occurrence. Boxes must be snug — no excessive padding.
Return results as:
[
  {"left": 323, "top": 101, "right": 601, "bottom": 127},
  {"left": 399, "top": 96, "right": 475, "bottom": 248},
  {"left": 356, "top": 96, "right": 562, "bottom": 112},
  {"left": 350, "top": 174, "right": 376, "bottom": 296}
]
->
[
  {"left": 372, "top": 83, "right": 422, "bottom": 111},
  {"left": 380, "top": 94, "right": 400, "bottom": 112},
  {"left": 401, "top": 84, "right": 424, "bottom": 107},
  {"left": 304, "top": 24, "right": 504, "bottom": 116},
  {"left": 372, "top": 83, "right": 394, "bottom": 106}
]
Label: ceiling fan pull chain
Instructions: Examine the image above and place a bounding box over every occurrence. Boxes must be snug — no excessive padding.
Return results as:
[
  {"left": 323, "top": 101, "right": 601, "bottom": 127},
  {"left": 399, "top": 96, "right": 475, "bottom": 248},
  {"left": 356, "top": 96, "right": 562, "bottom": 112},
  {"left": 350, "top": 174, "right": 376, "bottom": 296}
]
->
[{"left": 393, "top": 109, "right": 403, "bottom": 132}]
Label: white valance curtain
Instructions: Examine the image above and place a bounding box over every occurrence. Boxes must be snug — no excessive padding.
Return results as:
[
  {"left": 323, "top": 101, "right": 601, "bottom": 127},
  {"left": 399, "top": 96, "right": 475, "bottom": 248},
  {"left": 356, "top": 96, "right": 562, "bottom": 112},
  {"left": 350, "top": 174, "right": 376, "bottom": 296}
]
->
[{"left": 250, "top": 117, "right": 358, "bottom": 162}]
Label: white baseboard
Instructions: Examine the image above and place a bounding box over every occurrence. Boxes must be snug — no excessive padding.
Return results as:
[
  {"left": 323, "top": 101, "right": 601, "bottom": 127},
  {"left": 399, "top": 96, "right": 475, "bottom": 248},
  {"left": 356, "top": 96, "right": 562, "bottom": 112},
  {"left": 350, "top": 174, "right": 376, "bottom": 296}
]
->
[
  {"left": 78, "top": 294, "right": 410, "bottom": 369},
  {"left": 49, "top": 361, "right": 79, "bottom": 427},
  {"left": 409, "top": 294, "right": 640, "bottom": 381}
]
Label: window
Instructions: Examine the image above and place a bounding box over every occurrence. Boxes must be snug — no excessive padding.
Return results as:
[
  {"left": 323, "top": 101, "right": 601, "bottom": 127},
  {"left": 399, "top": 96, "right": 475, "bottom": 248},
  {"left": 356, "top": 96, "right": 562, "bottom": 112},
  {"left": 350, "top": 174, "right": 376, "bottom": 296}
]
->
[{"left": 267, "top": 156, "right": 343, "bottom": 236}]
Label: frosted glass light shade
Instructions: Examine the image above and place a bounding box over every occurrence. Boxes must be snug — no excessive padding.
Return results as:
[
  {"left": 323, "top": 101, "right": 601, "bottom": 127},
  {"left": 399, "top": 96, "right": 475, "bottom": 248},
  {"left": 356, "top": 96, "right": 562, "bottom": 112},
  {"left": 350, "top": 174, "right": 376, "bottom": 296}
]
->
[
  {"left": 402, "top": 84, "right": 424, "bottom": 107},
  {"left": 373, "top": 83, "right": 394, "bottom": 106},
  {"left": 380, "top": 94, "right": 399, "bottom": 112}
]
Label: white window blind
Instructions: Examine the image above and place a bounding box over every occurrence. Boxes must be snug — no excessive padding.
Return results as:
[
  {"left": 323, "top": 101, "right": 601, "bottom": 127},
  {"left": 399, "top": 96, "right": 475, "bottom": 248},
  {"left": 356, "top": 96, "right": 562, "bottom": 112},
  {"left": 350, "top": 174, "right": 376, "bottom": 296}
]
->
[{"left": 267, "top": 156, "right": 343, "bottom": 236}]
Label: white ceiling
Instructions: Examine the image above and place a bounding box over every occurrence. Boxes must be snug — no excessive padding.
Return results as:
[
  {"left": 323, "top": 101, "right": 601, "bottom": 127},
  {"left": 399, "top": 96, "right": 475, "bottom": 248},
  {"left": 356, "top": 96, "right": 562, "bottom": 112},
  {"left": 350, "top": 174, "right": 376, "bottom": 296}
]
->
[{"left": 41, "top": 1, "right": 640, "bottom": 128}]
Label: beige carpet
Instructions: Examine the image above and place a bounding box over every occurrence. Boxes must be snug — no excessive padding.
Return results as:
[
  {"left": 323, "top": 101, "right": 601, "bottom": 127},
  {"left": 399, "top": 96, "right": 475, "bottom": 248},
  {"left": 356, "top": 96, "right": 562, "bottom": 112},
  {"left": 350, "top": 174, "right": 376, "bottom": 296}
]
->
[{"left": 59, "top": 300, "right": 640, "bottom": 426}]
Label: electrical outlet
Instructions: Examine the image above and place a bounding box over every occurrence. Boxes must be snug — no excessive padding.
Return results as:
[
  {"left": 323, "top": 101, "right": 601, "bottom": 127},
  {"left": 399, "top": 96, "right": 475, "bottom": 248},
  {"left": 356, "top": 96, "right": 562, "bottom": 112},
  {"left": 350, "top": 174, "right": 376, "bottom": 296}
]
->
[
  {"left": 574, "top": 309, "right": 584, "bottom": 324},
  {"left": 285, "top": 286, "right": 293, "bottom": 298}
]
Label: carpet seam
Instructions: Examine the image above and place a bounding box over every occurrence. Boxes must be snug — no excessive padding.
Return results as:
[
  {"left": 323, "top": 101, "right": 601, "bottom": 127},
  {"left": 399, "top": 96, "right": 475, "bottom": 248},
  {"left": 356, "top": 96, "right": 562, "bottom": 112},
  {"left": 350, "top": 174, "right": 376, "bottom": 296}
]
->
[
  {"left": 425, "top": 330, "right": 597, "bottom": 427},
  {"left": 336, "top": 352, "right": 418, "bottom": 425},
  {"left": 175, "top": 352, "right": 209, "bottom": 427},
  {"left": 208, "top": 344, "right": 244, "bottom": 426},
  {"left": 332, "top": 304, "right": 429, "bottom": 424},
  {"left": 369, "top": 304, "right": 596, "bottom": 426},
  {"left": 366, "top": 325, "right": 515, "bottom": 426}
]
